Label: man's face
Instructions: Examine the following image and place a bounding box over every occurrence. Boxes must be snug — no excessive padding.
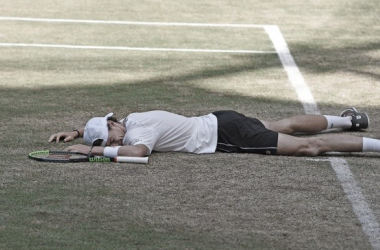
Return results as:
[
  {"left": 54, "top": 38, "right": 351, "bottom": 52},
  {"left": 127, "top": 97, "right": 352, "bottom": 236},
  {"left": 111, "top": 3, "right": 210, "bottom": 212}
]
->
[{"left": 105, "top": 122, "right": 126, "bottom": 146}]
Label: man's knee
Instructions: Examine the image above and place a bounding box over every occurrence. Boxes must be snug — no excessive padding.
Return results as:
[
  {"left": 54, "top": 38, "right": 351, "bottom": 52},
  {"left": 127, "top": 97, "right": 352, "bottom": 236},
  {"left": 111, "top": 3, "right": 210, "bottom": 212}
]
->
[
  {"left": 297, "top": 137, "right": 324, "bottom": 156},
  {"left": 277, "top": 134, "right": 315, "bottom": 156},
  {"left": 263, "top": 120, "right": 295, "bottom": 134}
]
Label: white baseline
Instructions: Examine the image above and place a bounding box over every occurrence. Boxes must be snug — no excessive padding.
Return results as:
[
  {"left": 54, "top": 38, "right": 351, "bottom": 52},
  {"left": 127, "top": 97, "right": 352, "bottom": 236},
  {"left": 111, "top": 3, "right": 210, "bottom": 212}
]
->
[
  {"left": 0, "top": 17, "right": 276, "bottom": 54},
  {"left": 0, "top": 16, "right": 267, "bottom": 28},
  {"left": 0, "top": 43, "right": 276, "bottom": 54}
]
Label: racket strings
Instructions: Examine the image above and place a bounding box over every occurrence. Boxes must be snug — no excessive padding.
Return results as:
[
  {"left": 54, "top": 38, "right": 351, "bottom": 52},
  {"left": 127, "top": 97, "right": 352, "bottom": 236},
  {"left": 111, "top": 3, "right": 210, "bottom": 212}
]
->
[{"left": 29, "top": 150, "right": 88, "bottom": 162}]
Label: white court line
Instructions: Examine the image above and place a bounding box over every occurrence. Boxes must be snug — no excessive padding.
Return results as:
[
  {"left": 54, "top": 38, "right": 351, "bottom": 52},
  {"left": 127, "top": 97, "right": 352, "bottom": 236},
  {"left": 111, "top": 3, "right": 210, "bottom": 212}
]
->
[
  {"left": 0, "top": 16, "right": 267, "bottom": 28},
  {"left": 0, "top": 43, "right": 276, "bottom": 54},
  {"left": 0, "top": 17, "right": 275, "bottom": 54},
  {"left": 265, "top": 25, "right": 380, "bottom": 249},
  {"left": 264, "top": 25, "right": 319, "bottom": 115},
  {"left": 331, "top": 158, "right": 380, "bottom": 249}
]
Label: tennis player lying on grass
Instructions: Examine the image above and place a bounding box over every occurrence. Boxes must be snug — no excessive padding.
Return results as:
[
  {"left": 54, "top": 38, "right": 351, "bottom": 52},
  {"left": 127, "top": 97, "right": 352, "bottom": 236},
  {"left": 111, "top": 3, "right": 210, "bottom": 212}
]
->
[{"left": 49, "top": 108, "right": 380, "bottom": 158}]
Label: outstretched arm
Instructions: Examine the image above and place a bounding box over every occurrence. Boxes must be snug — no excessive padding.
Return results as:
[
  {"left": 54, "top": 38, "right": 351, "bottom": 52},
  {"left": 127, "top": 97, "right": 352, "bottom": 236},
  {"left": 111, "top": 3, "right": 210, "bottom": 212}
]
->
[
  {"left": 65, "top": 144, "right": 149, "bottom": 157},
  {"left": 48, "top": 128, "right": 84, "bottom": 143}
]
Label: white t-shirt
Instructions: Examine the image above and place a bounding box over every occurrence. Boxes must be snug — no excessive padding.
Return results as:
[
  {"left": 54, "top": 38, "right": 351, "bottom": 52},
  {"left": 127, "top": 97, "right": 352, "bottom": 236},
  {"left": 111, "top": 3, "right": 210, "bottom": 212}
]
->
[{"left": 122, "top": 111, "right": 218, "bottom": 155}]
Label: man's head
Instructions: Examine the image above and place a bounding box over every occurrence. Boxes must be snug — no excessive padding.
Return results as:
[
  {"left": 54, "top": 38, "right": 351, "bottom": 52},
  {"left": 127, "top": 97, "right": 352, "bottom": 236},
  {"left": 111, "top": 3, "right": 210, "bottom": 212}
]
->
[{"left": 84, "top": 113, "right": 125, "bottom": 147}]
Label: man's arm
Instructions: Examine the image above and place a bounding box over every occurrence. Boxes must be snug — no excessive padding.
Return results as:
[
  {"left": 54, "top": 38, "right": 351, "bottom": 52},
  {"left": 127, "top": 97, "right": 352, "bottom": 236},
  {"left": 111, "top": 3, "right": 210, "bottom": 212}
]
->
[
  {"left": 116, "top": 144, "right": 148, "bottom": 157},
  {"left": 49, "top": 128, "right": 84, "bottom": 143},
  {"left": 65, "top": 144, "right": 149, "bottom": 157}
]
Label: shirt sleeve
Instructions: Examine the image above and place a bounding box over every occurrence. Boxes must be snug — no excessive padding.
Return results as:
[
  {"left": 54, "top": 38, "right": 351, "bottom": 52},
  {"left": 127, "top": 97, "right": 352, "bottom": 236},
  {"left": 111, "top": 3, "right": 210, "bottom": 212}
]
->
[{"left": 123, "top": 127, "right": 159, "bottom": 155}]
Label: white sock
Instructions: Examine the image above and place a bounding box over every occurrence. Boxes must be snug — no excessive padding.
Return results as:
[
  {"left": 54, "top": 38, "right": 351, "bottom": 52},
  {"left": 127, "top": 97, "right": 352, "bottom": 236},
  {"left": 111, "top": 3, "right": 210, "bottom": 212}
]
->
[
  {"left": 324, "top": 115, "right": 352, "bottom": 130},
  {"left": 362, "top": 137, "right": 380, "bottom": 152}
]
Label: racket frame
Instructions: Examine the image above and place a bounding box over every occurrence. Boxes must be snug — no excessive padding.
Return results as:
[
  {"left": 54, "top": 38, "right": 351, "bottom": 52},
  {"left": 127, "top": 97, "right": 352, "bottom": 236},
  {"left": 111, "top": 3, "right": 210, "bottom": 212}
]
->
[{"left": 29, "top": 150, "right": 149, "bottom": 164}]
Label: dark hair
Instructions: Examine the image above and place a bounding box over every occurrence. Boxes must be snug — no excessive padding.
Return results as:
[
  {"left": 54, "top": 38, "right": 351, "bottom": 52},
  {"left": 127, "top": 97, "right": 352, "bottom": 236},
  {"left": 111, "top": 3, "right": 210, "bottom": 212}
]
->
[
  {"left": 107, "top": 116, "right": 118, "bottom": 122},
  {"left": 92, "top": 139, "right": 103, "bottom": 147},
  {"left": 92, "top": 116, "right": 119, "bottom": 146},
  {"left": 106, "top": 116, "right": 118, "bottom": 130}
]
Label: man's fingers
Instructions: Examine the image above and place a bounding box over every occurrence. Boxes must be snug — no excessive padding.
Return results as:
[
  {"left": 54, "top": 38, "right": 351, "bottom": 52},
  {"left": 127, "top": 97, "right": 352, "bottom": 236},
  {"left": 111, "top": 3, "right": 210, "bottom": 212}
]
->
[
  {"left": 48, "top": 134, "right": 58, "bottom": 142},
  {"left": 65, "top": 145, "right": 88, "bottom": 154},
  {"left": 48, "top": 134, "right": 60, "bottom": 143},
  {"left": 65, "top": 145, "right": 78, "bottom": 151},
  {"left": 55, "top": 134, "right": 65, "bottom": 143},
  {"left": 49, "top": 132, "right": 73, "bottom": 143}
]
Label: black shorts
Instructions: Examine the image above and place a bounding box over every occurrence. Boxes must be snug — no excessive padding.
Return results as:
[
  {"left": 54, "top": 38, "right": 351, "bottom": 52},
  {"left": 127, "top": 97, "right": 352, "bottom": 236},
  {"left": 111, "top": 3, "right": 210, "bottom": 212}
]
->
[{"left": 212, "top": 110, "right": 278, "bottom": 155}]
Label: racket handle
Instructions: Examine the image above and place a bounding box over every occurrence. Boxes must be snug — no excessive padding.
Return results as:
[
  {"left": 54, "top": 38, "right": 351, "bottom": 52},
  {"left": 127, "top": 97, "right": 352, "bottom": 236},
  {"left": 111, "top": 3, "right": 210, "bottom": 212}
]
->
[{"left": 115, "top": 156, "right": 149, "bottom": 164}]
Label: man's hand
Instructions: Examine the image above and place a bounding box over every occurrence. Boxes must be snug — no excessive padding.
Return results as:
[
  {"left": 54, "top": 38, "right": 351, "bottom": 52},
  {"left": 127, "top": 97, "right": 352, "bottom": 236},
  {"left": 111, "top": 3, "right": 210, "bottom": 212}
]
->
[
  {"left": 65, "top": 144, "right": 91, "bottom": 155},
  {"left": 49, "top": 131, "right": 78, "bottom": 143}
]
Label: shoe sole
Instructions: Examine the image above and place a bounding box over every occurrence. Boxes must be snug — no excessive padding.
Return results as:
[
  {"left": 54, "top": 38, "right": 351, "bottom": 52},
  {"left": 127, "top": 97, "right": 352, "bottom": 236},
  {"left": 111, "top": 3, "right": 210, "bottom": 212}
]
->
[{"left": 352, "top": 112, "right": 370, "bottom": 130}]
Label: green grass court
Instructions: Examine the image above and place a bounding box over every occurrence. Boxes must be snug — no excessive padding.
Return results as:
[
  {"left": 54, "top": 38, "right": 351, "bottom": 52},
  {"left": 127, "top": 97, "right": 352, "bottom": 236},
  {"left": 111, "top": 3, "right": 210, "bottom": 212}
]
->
[{"left": 1, "top": 0, "right": 379, "bottom": 249}]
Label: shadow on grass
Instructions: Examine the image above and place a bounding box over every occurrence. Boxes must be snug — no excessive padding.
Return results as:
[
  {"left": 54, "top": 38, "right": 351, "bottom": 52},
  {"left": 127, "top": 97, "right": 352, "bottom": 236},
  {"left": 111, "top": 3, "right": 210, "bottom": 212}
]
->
[
  {"left": 285, "top": 41, "right": 380, "bottom": 80},
  {"left": 1, "top": 38, "right": 379, "bottom": 81}
]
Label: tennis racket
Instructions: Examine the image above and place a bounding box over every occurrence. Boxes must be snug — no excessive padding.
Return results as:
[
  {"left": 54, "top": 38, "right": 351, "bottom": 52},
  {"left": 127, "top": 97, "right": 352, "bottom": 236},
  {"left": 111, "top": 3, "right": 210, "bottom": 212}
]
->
[{"left": 29, "top": 150, "right": 149, "bottom": 164}]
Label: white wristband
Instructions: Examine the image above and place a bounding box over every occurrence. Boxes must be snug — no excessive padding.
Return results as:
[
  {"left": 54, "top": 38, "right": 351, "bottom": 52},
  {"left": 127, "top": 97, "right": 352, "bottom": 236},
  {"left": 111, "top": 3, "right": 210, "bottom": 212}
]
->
[{"left": 103, "top": 146, "right": 121, "bottom": 158}]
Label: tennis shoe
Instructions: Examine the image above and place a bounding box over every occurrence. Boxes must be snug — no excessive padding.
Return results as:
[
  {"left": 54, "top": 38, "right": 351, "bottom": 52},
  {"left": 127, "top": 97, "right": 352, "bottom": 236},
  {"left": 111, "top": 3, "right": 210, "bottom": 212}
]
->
[{"left": 340, "top": 107, "right": 370, "bottom": 130}]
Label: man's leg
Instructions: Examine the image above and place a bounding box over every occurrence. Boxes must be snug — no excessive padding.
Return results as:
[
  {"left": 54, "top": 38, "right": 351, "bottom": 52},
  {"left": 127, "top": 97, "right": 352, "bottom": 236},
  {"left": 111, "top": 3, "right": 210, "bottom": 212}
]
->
[
  {"left": 276, "top": 133, "right": 363, "bottom": 156},
  {"left": 261, "top": 108, "right": 369, "bottom": 135},
  {"left": 261, "top": 115, "right": 351, "bottom": 134}
]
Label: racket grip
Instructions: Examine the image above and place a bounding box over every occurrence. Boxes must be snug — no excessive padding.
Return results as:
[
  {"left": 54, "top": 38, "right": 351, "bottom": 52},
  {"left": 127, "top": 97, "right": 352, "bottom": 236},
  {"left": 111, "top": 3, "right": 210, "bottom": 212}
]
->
[{"left": 115, "top": 156, "right": 149, "bottom": 164}]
